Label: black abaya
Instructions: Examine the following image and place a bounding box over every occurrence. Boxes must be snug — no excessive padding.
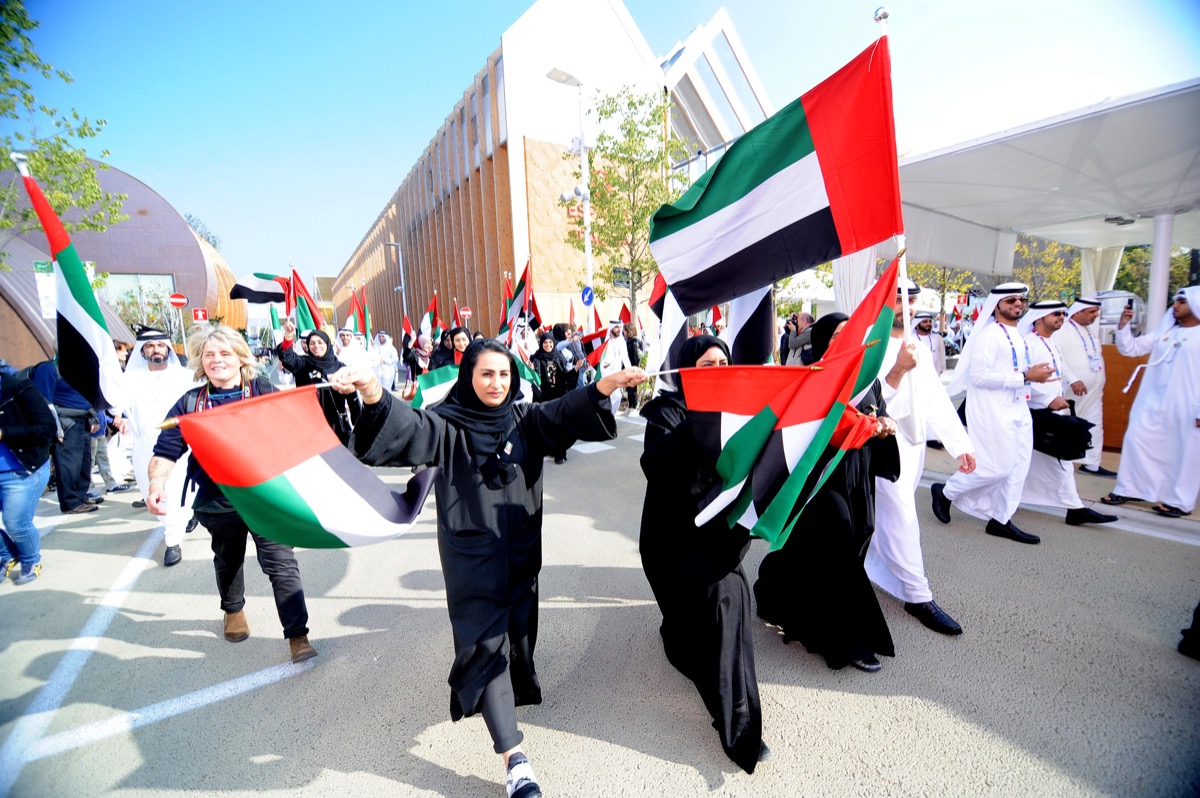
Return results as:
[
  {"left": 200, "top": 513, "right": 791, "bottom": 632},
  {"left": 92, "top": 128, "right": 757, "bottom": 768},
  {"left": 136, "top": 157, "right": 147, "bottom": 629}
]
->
[{"left": 753, "top": 380, "right": 901, "bottom": 670}]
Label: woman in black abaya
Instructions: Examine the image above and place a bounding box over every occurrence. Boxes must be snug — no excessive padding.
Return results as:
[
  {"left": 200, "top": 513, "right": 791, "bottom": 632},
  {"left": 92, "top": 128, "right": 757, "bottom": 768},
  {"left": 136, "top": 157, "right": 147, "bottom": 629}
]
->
[
  {"left": 639, "top": 334, "right": 768, "bottom": 773},
  {"left": 277, "top": 322, "right": 361, "bottom": 444},
  {"left": 334, "top": 339, "right": 646, "bottom": 798},
  {"left": 753, "top": 313, "right": 901, "bottom": 673}
]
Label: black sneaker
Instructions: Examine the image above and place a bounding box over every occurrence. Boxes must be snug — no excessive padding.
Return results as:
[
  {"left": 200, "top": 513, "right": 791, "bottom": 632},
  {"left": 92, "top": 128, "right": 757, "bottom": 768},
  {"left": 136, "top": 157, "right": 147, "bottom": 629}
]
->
[
  {"left": 930, "top": 482, "right": 951, "bottom": 524},
  {"left": 506, "top": 753, "right": 542, "bottom": 798}
]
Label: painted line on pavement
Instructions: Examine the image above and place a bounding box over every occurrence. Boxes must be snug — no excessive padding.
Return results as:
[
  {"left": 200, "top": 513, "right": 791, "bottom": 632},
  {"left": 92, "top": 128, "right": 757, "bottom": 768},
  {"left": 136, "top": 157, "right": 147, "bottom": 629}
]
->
[
  {"left": 0, "top": 527, "right": 162, "bottom": 797},
  {"left": 24, "top": 660, "right": 315, "bottom": 763}
]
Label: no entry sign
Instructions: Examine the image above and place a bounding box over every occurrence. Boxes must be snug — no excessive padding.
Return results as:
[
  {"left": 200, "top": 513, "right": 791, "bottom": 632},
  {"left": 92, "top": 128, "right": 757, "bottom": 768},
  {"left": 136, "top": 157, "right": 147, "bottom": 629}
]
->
[{"left": 168, "top": 293, "right": 188, "bottom": 308}]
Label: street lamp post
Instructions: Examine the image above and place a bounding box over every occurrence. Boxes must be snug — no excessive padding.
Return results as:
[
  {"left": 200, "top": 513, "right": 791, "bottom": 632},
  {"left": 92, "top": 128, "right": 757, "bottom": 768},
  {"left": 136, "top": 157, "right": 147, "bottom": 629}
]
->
[
  {"left": 547, "top": 67, "right": 594, "bottom": 329},
  {"left": 384, "top": 241, "right": 407, "bottom": 323}
]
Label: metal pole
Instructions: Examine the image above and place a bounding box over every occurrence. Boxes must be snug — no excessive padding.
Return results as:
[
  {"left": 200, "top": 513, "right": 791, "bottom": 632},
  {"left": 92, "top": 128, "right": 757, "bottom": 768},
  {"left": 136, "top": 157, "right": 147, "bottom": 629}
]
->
[
  {"left": 579, "top": 85, "right": 594, "bottom": 307},
  {"left": 1147, "top": 213, "right": 1175, "bottom": 330}
]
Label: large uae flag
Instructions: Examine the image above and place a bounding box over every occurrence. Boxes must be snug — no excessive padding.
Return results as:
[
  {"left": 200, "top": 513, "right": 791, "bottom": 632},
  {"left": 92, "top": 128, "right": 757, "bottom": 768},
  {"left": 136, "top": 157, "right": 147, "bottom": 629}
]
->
[
  {"left": 177, "top": 386, "right": 437, "bottom": 547},
  {"left": 14, "top": 155, "right": 126, "bottom": 410},
  {"left": 649, "top": 36, "right": 903, "bottom": 314},
  {"left": 231, "top": 273, "right": 289, "bottom": 304}
]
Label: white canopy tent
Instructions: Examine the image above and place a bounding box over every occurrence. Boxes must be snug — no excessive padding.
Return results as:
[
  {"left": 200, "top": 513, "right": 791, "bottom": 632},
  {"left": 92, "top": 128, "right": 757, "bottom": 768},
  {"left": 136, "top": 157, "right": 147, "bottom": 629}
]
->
[{"left": 834, "top": 79, "right": 1200, "bottom": 328}]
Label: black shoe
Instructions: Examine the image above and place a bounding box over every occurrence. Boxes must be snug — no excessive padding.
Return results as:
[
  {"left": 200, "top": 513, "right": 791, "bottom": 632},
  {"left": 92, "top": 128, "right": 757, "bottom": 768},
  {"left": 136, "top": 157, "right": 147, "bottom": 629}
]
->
[
  {"left": 1065, "top": 507, "right": 1118, "bottom": 526},
  {"left": 930, "top": 482, "right": 951, "bottom": 524},
  {"left": 85, "top": 496, "right": 104, "bottom": 505},
  {"left": 132, "top": 499, "right": 147, "bottom": 509},
  {"left": 185, "top": 517, "right": 199, "bottom": 534},
  {"left": 757, "top": 741, "right": 772, "bottom": 762},
  {"left": 554, "top": 456, "right": 565, "bottom": 465},
  {"left": 985, "top": 518, "right": 1040, "bottom": 544},
  {"left": 927, "top": 440, "right": 945, "bottom": 450},
  {"left": 850, "top": 655, "right": 882, "bottom": 673},
  {"left": 163, "top": 545, "right": 182, "bottom": 567},
  {"left": 1079, "top": 465, "right": 1118, "bottom": 478},
  {"left": 505, "top": 753, "right": 542, "bottom": 798},
  {"left": 905, "top": 600, "right": 963, "bottom": 635}
]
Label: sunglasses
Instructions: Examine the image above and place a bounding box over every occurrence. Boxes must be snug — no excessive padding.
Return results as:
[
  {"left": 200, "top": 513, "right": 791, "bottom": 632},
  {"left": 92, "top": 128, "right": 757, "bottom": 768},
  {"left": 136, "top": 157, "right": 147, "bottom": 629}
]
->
[
  {"left": 1047, "top": 311, "right": 1067, "bottom": 317},
  {"left": 999, "top": 296, "right": 1029, "bottom": 305}
]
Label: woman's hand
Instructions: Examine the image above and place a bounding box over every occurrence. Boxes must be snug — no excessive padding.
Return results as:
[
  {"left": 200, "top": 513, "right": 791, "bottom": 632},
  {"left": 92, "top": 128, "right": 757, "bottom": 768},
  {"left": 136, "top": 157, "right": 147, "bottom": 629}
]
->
[
  {"left": 146, "top": 482, "right": 169, "bottom": 516},
  {"left": 595, "top": 367, "right": 648, "bottom": 396},
  {"left": 330, "top": 366, "right": 385, "bottom": 404},
  {"left": 874, "top": 417, "right": 898, "bottom": 438},
  {"left": 282, "top": 319, "right": 296, "bottom": 342}
]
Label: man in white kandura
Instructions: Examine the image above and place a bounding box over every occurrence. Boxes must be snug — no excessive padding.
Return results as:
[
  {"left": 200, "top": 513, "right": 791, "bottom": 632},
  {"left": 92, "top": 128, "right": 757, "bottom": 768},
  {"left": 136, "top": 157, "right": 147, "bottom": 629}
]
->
[
  {"left": 117, "top": 327, "right": 201, "bottom": 566},
  {"left": 1052, "top": 296, "right": 1113, "bottom": 476},
  {"left": 1018, "top": 300, "right": 1117, "bottom": 526},
  {"left": 912, "top": 311, "right": 947, "bottom": 375},
  {"left": 931, "top": 283, "right": 1054, "bottom": 545},
  {"left": 1102, "top": 287, "right": 1200, "bottom": 518},
  {"left": 868, "top": 282, "right": 975, "bottom": 635}
]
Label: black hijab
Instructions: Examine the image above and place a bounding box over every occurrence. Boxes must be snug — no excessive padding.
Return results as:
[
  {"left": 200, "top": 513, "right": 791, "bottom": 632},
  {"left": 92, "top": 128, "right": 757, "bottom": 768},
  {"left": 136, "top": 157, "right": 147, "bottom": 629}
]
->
[
  {"left": 809, "top": 313, "right": 848, "bottom": 361},
  {"left": 530, "top": 332, "right": 559, "bottom": 364},
  {"left": 303, "top": 330, "right": 341, "bottom": 374},
  {"left": 642, "top": 334, "right": 730, "bottom": 427},
  {"left": 432, "top": 340, "right": 523, "bottom": 487}
]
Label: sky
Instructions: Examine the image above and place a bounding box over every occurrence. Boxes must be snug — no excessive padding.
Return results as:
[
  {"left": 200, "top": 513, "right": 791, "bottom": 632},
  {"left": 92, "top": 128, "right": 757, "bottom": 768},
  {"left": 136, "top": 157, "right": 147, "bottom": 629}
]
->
[{"left": 18, "top": 0, "right": 1200, "bottom": 289}]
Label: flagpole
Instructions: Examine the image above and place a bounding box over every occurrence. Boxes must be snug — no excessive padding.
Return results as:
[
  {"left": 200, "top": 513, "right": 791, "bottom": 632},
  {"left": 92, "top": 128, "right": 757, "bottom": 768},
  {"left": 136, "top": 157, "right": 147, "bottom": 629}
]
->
[{"left": 874, "top": 6, "right": 911, "bottom": 343}]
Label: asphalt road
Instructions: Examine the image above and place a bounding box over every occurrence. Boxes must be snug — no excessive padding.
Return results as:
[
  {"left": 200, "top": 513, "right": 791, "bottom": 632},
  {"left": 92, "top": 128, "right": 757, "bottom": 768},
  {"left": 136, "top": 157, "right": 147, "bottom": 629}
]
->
[{"left": 2, "top": 413, "right": 1198, "bottom": 797}]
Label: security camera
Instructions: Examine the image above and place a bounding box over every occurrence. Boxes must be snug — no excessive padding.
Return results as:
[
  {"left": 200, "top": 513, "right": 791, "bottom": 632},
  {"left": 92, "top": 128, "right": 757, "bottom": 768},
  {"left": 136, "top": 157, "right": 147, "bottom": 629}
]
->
[{"left": 560, "top": 191, "right": 574, "bottom": 203}]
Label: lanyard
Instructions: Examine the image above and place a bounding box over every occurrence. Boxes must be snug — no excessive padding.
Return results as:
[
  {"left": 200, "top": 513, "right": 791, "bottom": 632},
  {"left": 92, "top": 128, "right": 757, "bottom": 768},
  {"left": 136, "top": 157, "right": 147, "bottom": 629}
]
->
[
  {"left": 918, "top": 332, "right": 937, "bottom": 355},
  {"left": 998, "top": 324, "right": 1031, "bottom": 374},
  {"left": 1069, "top": 320, "right": 1097, "bottom": 355},
  {"left": 195, "top": 381, "right": 251, "bottom": 412},
  {"left": 1034, "top": 333, "right": 1060, "bottom": 377}
]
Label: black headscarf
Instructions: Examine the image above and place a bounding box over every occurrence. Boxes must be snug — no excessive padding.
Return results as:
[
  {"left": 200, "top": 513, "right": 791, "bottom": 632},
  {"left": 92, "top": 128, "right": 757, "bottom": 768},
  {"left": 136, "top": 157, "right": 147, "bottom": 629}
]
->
[
  {"left": 302, "top": 329, "right": 341, "bottom": 375},
  {"left": 530, "top": 332, "right": 559, "bottom": 364},
  {"left": 809, "top": 313, "right": 848, "bottom": 361},
  {"left": 432, "top": 339, "right": 523, "bottom": 487},
  {"left": 639, "top": 334, "right": 731, "bottom": 437}
]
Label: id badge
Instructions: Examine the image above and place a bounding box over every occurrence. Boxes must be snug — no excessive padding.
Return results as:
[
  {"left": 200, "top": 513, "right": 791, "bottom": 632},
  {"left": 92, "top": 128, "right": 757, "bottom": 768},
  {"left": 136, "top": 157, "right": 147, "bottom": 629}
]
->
[
  {"left": 1088, "top": 353, "right": 1103, "bottom": 372},
  {"left": 1016, "top": 387, "right": 1031, "bottom": 403}
]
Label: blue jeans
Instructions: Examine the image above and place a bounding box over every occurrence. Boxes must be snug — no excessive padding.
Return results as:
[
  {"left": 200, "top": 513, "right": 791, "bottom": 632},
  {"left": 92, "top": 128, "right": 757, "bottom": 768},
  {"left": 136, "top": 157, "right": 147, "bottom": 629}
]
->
[{"left": 0, "top": 461, "right": 52, "bottom": 568}]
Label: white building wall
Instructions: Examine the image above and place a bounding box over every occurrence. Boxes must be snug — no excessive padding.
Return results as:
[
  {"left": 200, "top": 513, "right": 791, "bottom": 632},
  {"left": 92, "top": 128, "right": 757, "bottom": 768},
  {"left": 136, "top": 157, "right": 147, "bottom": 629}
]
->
[{"left": 499, "top": 0, "right": 663, "bottom": 268}]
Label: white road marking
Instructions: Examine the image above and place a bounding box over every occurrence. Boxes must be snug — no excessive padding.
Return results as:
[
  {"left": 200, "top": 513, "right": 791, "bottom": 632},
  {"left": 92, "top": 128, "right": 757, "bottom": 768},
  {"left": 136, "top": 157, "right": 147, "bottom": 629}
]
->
[
  {"left": 24, "top": 660, "right": 315, "bottom": 763},
  {"left": 0, "top": 527, "right": 162, "bottom": 797},
  {"left": 571, "top": 442, "right": 615, "bottom": 454}
]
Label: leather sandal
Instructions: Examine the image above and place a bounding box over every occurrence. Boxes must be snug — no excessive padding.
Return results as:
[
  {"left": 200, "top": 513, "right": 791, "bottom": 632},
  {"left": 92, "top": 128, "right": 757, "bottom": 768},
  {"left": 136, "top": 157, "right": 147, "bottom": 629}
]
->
[
  {"left": 1100, "top": 493, "right": 1134, "bottom": 506},
  {"left": 1152, "top": 503, "right": 1185, "bottom": 518}
]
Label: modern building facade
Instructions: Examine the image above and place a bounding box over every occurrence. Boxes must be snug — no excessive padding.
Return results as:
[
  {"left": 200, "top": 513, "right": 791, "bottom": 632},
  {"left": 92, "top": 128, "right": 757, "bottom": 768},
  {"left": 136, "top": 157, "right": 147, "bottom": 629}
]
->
[
  {"left": 2, "top": 161, "right": 245, "bottom": 367},
  {"left": 333, "top": 0, "right": 772, "bottom": 339}
]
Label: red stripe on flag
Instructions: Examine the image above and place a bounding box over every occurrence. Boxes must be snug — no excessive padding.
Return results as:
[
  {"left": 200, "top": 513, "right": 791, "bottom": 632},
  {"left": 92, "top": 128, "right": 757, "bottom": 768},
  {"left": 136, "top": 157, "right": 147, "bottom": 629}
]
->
[
  {"left": 802, "top": 36, "right": 903, "bottom": 253},
  {"left": 21, "top": 176, "right": 70, "bottom": 256},
  {"left": 681, "top": 365, "right": 810, "bottom": 416},
  {"left": 177, "top": 386, "right": 340, "bottom": 488}
]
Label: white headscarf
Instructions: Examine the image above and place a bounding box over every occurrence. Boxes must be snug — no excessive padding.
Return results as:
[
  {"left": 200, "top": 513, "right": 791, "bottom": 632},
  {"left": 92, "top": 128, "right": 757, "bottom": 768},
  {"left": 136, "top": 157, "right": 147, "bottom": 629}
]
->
[
  {"left": 947, "top": 282, "right": 1028, "bottom": 396},
  {"left": 125, "top": 328, "right": 186, "bottom": 375},
  {"left": 1067, "top": 296, "right": 1102, "bottom": 318},
  {"left": 1018, "top": 300, "right": 1069, "bottom": 336}
]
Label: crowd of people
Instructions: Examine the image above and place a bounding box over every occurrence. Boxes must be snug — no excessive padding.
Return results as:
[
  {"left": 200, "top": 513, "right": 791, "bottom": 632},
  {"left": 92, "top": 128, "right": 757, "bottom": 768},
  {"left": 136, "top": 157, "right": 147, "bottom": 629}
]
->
[{"left": 2, "top": 280, "right": 1197, "bottom": 798}]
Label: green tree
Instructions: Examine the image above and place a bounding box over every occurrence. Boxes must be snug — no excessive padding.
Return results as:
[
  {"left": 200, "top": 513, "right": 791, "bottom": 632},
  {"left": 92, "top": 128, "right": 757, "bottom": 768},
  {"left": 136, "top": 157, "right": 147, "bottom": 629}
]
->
[
  {"left": 1012, "top": 234, "right": 1079, "bottom": 302},
  {"left": 905, "top": 260, "right": 977, "bottom": 319},
  {"left": 1111, "top": 245, "right": 1191, "bottom": 300},
  {"left": 111, "top": 280, "right": 185, "bottom": 344},
  {"left": 184, "top": 212, "right": 221, "bottom": 251},
  {"left": 1, "top": 2, "right": 126, "bottom": 268},
  {"left": 563, "top": 87, "right": 691, "bottom": 311}
]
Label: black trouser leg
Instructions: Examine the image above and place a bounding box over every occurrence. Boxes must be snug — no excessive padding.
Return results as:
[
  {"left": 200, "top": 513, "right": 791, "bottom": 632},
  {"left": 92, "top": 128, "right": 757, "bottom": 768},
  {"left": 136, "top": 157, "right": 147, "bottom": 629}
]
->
[
  {"left": 53, "top": 417, "right": 92, "bottom": 511},
  {"left": 480, "top": 669, "right": 523, "bottom": 754},
  {"left": 251, "top": 530, "right": 309, "bottom": 638}
]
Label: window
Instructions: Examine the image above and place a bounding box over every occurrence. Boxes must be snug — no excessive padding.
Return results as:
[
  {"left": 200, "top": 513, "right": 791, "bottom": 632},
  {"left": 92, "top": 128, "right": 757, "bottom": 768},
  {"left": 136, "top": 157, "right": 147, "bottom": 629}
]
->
[
  {"left": 495, "top": 57, "right": 507, "bottom": 145},
  {"left": 469, "top": 91, "right": 480, "bottom": 168},
  {"left": 482, "top": 75, "right": 493, "bottom": 157},
  {"left": 712, "top": 33, "right": 765, "bottom": 127},
  {"left": 695, "top": 55, "right": 744, "bottom": 137}
]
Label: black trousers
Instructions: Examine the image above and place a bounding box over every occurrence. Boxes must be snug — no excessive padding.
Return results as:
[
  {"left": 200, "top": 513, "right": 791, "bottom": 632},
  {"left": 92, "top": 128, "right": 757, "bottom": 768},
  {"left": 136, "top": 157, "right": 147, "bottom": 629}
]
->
[
  {"left": 52, "top": 411, "right": 93, "bottom": 511},
  {"left": 196, "top": 510, "right": 309, "bottom": 639}
]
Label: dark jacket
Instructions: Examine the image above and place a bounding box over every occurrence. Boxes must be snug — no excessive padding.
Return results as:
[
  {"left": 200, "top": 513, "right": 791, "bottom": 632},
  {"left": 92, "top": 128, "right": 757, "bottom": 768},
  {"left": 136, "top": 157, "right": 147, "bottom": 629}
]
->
[{"left": 0, "top": 372, "right": 57, "bottom": 472}]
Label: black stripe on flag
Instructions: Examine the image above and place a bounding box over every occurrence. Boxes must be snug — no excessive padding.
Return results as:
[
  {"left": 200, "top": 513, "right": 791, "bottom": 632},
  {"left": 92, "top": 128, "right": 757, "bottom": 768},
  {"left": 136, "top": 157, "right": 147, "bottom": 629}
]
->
[
  {"left": 729, "top": 290, "right": 776, "bottom": 366},
  {"left": 669, "top": 207, "right": 841, "bottom": 315},
  {"left": 56, "top": 318, "right": 101, "bottom": 407},
  {"left": 319, "top": 446, "right": 438, "bottom": 525},
  {"left": 230, "top": 285, "right": 286, "bottom": 304}
]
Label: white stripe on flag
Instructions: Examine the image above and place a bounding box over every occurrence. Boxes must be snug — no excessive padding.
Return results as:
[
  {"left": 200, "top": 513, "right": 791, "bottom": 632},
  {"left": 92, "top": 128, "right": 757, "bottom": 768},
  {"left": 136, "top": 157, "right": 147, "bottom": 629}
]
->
[
  {"left": 56, "top": 268, "right": 127, "bottom": 411},
  {"left": 652, "top": 152, "right": 827, "bottom": 283},
  {"left": 648, "top": 291, "right": 687, "bottom": 397},
  {"left": 285, "top": 456, "right": 427, "bottom": 546},
  {"left": 781, "top": 418, "right": 822, "bottom": 471},
  {"left": 695, "top": 477, "right": 747, "bottom": 527}
]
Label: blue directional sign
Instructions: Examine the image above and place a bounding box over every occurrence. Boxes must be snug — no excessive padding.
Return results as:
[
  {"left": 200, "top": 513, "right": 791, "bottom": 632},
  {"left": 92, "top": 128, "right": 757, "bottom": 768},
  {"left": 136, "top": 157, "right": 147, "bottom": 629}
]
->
[{"left": 581, "top": 286, "right": 594, "bottom": 307}]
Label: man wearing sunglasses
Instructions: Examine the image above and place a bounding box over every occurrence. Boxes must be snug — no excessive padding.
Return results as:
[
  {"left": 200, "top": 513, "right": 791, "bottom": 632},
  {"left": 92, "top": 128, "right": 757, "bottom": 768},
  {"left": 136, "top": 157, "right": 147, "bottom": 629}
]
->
[
  {"left": 1018, "top": 300, "right": 1117, "bottom": 526},
  {"left": 932, "top": 283, "right": 1051, "bottom": 544}
]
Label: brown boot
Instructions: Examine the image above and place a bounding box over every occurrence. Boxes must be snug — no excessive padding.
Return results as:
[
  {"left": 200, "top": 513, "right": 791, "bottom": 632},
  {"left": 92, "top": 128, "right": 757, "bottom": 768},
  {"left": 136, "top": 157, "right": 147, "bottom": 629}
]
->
[
  {"left": 289, "top": 635, "right": 317, "bottom": 663},
  {"left": 223, "top": 610, "right": 250, "bottom": 642}
]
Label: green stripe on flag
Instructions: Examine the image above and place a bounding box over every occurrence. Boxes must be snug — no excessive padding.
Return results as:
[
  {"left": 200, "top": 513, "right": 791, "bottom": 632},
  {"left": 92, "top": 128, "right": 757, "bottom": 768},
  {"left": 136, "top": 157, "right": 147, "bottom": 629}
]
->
[
  {"left": 223, "top": 477, "right": 348, "bottom": 548},
  {"left": 650, "top": 96, "right": 815, "bottom": 241},
  {"left": 57, "top": 242, "right": 108, "bottom": 331}
]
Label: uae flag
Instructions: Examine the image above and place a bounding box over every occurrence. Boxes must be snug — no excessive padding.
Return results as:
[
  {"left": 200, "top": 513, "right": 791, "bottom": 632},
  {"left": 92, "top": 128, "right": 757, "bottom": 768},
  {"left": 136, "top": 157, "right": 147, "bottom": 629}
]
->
[
  {"left": 411, "top": 364, "right": 458, "bottom": 409},
  {"left": 290, "top": 269, "right": 324, "bottom": 331},
  {"left": 725, "top": 285, "right": 775, "bottom": 366},
  {"left": 14, "top": 155, "right": 126, "bottom": 410},
  {"left": 685, "top": 345, "right": 866, "bottom": 549},
  {"left": 580, "top": 327, "right": 609, "bottom": 368},
  {"left": 649, "top": 36, "right": 902, "bottom": 315},
  {"left": 231, "top": 273, "right": 289, "bottom": 304},
  {"left": 824, "top": 253, "right": 899, "bottom": 398},
  {"left": 506, "top": 261, "right": 531, "bottom": 331},
  {"left": 420, "top": 293, "right": 443, "bottom": 340},
  {"left": 646, "top": 283, "right": 688, "bottom": 394},
  {"left": 177, "top": 387, "right": 437, "bottom": 548}
]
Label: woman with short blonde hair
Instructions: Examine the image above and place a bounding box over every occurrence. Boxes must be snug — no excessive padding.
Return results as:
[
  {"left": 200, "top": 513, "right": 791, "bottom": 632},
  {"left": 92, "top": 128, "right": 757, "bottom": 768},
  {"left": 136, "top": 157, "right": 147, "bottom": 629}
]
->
[{"left": 186, "top": 324, "right": 258, "bottom": 385}]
